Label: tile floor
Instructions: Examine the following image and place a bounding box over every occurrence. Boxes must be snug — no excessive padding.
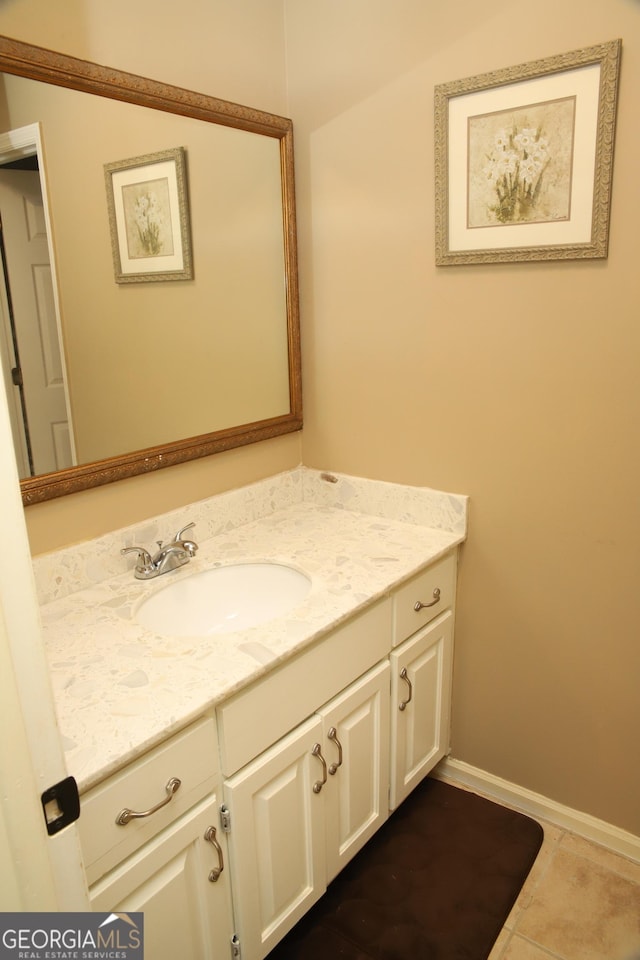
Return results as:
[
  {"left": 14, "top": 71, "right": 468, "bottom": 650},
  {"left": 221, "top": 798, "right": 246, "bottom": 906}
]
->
[{"left": 487, "top": 819, "right": 640, "bottom": 960}]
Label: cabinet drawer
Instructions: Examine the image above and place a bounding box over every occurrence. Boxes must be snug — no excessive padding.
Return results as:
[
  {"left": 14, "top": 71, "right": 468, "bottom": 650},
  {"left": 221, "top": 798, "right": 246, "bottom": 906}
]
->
[
  {"left": 79, "top": 717, "right": 219, "bottom": 885},
  {"left": 217, "top": 598, "right": 392, "bottom": 776},
  {"left": 392, "top": 553, "right": 456, "bottom": 646}
]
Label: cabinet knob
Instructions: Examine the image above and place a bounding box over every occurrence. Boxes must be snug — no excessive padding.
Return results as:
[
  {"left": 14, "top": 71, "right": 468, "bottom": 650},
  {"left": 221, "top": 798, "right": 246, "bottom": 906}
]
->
[
  {"left": 327, "top": 727, "right": 343, "bottom": 775},
  {"left": 204, "top": 825, "right": 224, "bottom": 882},
  {"left": 311, "top": 742, "right": 328, "bottom": 793},
  {"left": 115, "top": 777, "right": 182, "bottom": 825},
  {"left": 398, "top": 667, "right": 413, "bottom": 712},
  {"left": 414, "top": 587, "right": 441, "bottom": 612}
]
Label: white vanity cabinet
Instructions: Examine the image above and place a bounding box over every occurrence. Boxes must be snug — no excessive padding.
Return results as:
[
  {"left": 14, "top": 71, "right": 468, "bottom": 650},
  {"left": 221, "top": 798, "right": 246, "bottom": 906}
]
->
[
  {"left": 319, "top": 660, "right": 390, "bottom": 882},
  {"left": 222, "top": 661, "right": 390, "bottom": 960},
  {"left": 389, "top": 555, "right": 456, "bottom": 809},
  {"left": 221, "top": 714, "right": 326, "bottom": 960},
  {"left": 390, "top": 611, "right": 453, "bottom": 809},
  {"left": 78, "top": 718, "right": 234, "bottom": 960},
  {"left": 75, "top": 549, "right": 459, "bottom": 960},
  {"left": 90, "top": 797, "right": 232, "bottom": 960},
  {"left": 218, "top": 603, "right": 392, "bottom": 960}
]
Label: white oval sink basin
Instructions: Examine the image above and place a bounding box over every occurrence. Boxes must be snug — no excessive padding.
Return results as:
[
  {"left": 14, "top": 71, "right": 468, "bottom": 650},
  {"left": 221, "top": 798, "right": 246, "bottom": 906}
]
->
[{"left": 135, "top": 562, "right": 311, "bottom": 637}]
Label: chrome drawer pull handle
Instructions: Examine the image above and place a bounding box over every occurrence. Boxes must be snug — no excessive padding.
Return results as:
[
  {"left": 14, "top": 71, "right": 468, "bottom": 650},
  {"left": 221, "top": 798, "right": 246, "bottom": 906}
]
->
[
  {"left": 115, "top": 777, "right": 182, "bottom": 825},
  {"left": 327, "top": 726, "right": 343, "bottom": 775},
  {"left": 205, "top": 825, "right": 224, "bottom": 882},
  {"left": 312, "top": 742, "right": 328, "bottom": 793},
  {"left": 414, "top": 587, "right": 441, "bottom": 612},
  {"left": 398, "top": 667, "right": 413, "bottom": 712}
]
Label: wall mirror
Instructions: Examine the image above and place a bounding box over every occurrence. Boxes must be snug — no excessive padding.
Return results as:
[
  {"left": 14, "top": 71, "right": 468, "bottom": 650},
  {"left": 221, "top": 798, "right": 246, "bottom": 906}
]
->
[{"left": 0, "top": 35, "right": 302, "bottom": 505}]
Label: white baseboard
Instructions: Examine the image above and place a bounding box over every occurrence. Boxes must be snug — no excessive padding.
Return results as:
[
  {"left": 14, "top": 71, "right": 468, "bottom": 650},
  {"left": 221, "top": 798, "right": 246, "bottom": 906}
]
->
[{"left": 434, "top": 757, "right": 640, "bottom": 864}]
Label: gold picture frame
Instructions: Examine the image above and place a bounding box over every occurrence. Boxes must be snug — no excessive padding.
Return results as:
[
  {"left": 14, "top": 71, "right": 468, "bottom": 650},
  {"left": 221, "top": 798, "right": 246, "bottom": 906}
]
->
[
  {"left": 434, "top": 39, "right": 621, "bottom": 265},
  {"left": 105, "top": 146, "right": 193, "bottom": 282}
]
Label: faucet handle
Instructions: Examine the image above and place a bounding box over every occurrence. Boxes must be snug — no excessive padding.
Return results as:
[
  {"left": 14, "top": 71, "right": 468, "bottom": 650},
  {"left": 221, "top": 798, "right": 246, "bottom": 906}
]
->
[
  {"left": 174, "top": 521, "right": 196, "bottom": 542},
  {"left": 121, "top": 545, "right": 153, "bottom": 570}
]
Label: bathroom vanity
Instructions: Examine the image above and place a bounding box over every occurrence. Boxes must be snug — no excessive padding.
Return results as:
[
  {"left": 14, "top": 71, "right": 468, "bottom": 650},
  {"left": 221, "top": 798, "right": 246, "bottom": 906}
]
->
[{"left": 34, "top": 468, "right": 467, "bottom": 960}]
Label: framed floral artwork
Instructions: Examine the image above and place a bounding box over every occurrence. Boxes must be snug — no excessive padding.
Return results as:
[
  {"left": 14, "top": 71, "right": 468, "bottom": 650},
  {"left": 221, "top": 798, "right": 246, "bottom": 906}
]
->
[
  {"left": 105, "top": 146, "right": 193, "bottom": 282},
  {"left": 434, "top": 39, "right": 621, "bottom": 265}
]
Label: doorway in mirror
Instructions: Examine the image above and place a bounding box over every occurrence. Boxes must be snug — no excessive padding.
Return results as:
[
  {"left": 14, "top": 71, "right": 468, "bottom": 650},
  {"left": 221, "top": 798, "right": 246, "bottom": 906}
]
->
[{"left": 0, "top": 125, "right": 74, "bottom": 478}]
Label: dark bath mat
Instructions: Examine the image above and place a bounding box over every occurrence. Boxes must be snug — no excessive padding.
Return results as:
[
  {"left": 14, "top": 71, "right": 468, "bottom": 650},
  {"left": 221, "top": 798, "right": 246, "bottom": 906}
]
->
[{"left": 267, "top": 776, "right": 544, "bottom": 960}]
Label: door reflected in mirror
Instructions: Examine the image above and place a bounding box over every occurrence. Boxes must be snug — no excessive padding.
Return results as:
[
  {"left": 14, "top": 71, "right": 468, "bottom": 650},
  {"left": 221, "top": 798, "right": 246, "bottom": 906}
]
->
[
  {"left": 0, "top": 36, "right": 302, "bottom": 504},
  {"left": 0, "top": 155, "right": 73, "bottom": 478}
]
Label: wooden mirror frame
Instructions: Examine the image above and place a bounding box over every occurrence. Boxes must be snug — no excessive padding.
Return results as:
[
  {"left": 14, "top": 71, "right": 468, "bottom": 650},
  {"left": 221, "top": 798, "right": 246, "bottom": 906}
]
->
[{"left": 0, "top": 35, "right": 302, "bottom": 506}]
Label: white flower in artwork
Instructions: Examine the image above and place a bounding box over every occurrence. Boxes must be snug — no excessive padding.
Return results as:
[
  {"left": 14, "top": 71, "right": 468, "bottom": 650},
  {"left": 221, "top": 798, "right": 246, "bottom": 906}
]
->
[
  {"left": 133, "top": 192, "right": 165, "bottom": 255},
  {"left": 520, "top": 155, "right": 541, "bottom": 185},
  {"left": 483, "top": 126, "right": 551, "bottom": 223},
  {"left": 493, "top": 129, "right": 511, "bottom": 150},
  {"left": 512, "top": 127, "right": 538, "bottom": 151}
]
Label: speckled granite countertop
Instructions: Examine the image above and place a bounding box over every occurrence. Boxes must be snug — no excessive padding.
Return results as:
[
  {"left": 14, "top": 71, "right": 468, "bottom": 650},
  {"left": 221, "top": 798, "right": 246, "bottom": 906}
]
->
[{"left": 34, "top": 468, "right": 468, "bottom": 793}]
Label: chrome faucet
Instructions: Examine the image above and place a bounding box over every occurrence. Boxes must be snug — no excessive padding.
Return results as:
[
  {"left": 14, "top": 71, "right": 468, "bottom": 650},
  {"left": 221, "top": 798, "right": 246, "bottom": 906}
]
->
[{"left": 122, "top": 522, "right": 198, "bottom": 580}]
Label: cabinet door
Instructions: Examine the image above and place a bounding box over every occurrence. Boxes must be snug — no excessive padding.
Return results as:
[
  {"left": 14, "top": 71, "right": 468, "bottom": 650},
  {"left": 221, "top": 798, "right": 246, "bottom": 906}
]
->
[
  {"left": 89, "top": 797, "right": 233, "bottom": 960},
  {"left": 319, "top": 660, "right": 390, "bottom": 882},
  {"left": 390, "top": 611, "right": 453, "bottom": 809},
  {"left": 224, "top": 715, "right": 326, "bottom": 960}
]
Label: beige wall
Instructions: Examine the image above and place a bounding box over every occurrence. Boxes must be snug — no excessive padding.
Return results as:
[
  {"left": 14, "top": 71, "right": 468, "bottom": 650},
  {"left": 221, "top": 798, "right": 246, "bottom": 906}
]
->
[
  {"left": 0, "top": 0, "right": 302, "bottom": 551},
  {"left": 285, "top": 0, "right": 640, "bottom": 835},
  {"left": 3, "top": 0, "right": 639, "bottom": 838},
  {"left": 0, "top": 0, "right": 289, "bottom": 112}
]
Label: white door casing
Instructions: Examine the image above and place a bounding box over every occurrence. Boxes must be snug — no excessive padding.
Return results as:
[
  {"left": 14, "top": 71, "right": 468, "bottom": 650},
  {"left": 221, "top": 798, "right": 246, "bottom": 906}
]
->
[{"left": 0, "top": 285, "right": 88, "bottom": 908}]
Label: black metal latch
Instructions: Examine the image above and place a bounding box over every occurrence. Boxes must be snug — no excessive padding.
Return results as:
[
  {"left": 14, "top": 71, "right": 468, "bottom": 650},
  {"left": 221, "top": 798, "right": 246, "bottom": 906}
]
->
[{"left": 41, "top": 776, "right": 80, "bottom": 836}]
